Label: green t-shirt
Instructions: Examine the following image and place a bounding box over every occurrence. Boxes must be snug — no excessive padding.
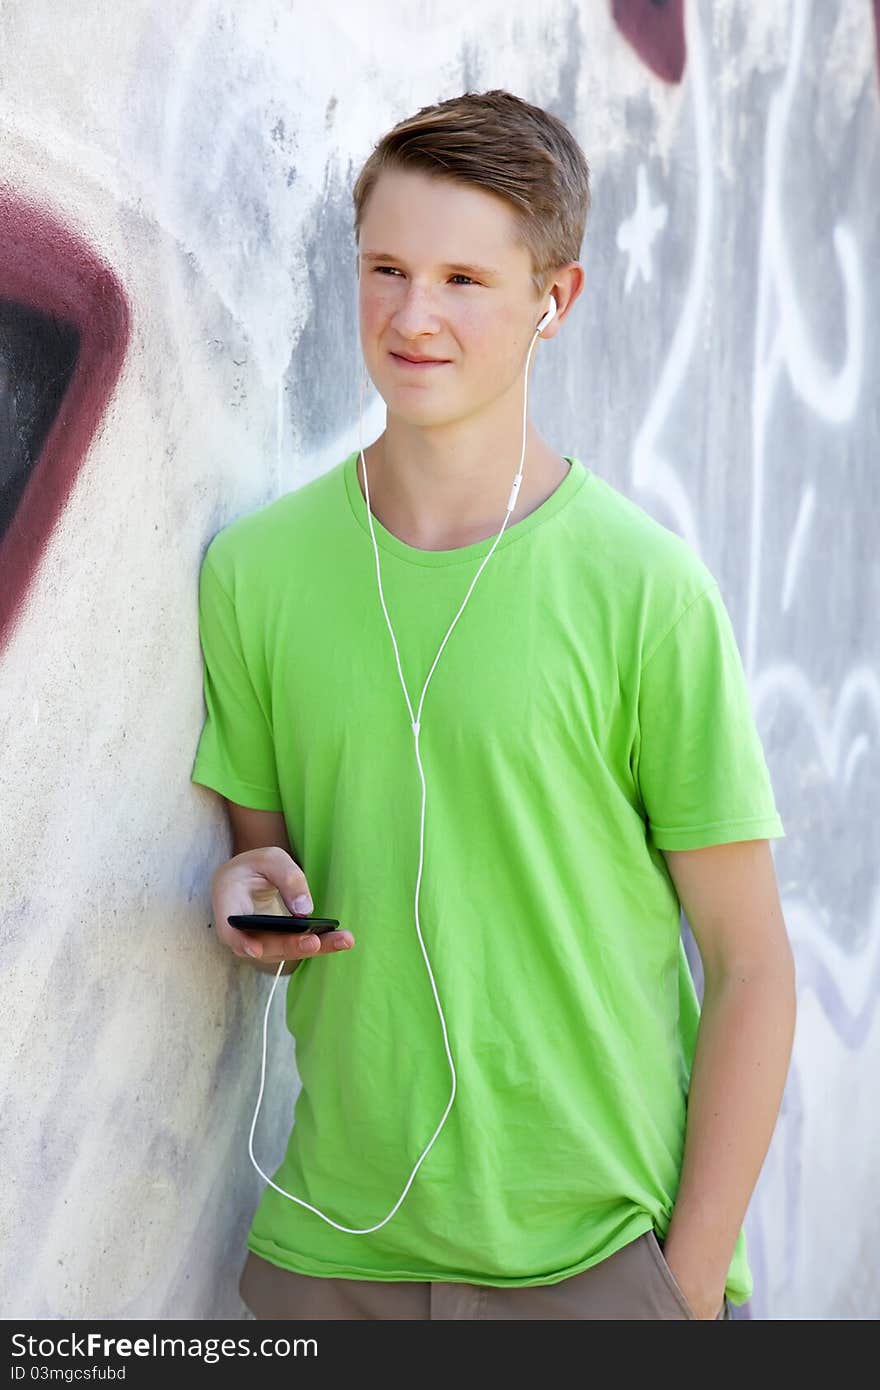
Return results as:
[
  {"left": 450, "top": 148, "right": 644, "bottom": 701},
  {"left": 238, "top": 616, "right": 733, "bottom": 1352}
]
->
[{"left": 192, "top": 449, "right": 784, "bottom": 1303}]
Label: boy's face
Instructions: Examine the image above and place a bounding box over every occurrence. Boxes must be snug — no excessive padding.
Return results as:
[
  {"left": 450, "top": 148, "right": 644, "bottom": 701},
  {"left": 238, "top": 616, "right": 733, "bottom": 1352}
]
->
[{"left": 357, "top": 167, "right": 546, "bottom": 427}]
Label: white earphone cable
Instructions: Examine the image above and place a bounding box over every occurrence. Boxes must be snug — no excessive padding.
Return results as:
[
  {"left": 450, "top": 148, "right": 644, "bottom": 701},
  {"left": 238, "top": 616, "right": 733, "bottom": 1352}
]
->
[{"left": 246, "top": 299, "right": 554, "bottom": 1233}]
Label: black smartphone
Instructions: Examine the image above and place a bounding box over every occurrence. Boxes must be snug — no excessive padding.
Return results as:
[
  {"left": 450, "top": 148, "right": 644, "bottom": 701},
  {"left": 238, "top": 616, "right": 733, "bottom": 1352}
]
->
[{"left": 227, "top": 914, "right": 340, "bottom": 935}]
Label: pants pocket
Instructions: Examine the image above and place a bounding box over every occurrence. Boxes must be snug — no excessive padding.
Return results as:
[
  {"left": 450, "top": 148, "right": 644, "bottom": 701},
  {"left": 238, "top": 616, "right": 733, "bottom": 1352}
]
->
[{"left": 644, "top": 1230, "right": 699, "bottom": 1319}]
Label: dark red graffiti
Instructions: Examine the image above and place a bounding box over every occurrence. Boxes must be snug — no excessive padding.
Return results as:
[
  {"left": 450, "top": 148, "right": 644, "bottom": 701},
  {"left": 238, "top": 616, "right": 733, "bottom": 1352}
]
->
[
  {"left": 611, "top": 0, "right": 686, "bottom": 85},
  {"left": 0, "top": 190, "right": 130, "bottom": 652}
]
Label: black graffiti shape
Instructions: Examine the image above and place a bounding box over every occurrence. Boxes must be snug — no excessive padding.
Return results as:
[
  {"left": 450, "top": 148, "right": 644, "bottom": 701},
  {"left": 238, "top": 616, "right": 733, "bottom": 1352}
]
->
[{"left": 0, "top": 299, "right": 80, "bottom": 547}]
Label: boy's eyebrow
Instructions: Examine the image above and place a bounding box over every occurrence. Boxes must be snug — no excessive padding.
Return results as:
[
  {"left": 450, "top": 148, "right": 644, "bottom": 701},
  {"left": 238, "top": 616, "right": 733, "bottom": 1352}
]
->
[{"left": 360, "top": 251, "right": 501, "bottom": 279}]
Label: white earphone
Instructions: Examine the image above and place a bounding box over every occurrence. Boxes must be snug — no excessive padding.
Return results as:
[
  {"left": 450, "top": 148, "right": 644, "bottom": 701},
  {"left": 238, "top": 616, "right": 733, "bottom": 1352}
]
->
[
  {"left": 247, "top": 291, "right": 558, "bottom": 1234},
  {"left": 537, "top": 293, "right": 558, "bottom": 334}
]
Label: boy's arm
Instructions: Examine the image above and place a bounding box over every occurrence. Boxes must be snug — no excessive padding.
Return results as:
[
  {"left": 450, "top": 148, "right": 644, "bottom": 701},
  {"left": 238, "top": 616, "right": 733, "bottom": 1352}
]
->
[
  {"left": 222, "top": 800, "right": 301, "bottom": 976},
  {"left": 659, "top": 837, "right": 797, "bottom": 1318},
  {"left": 224, "top": 800, "right": 292, "bottom": 858}
]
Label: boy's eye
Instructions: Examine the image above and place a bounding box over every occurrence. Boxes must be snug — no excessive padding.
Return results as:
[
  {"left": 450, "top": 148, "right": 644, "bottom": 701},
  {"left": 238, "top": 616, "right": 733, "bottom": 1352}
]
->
[{"left": 373, "top": 267, "right": 477, "bottom": 286}]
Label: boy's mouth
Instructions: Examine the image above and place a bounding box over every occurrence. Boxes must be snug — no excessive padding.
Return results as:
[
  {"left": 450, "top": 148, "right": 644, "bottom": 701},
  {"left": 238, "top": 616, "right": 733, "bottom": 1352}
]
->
[{"left": 389, "top": 351, "right": 451, "bottom": 369}]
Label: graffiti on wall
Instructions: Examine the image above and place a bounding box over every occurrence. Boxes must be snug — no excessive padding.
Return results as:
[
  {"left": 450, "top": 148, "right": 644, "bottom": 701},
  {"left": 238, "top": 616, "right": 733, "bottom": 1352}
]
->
[
  {"left": 611, "top": 0, "right": 878, "bottom": 1319},
  {"left": 0, "top": 192, "right": 130, "bottom": 651},
  {"left": 0, "top": 0, "right": 875, "bottom": 1321}
]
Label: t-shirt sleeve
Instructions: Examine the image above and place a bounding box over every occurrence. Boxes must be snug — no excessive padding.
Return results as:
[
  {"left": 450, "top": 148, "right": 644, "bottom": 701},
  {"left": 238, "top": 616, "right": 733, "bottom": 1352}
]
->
[
  {"left": 190, "top": 543, "right": 283, "bottom": 812},
  {"left": 635, "top": 582, "right": 785, "bottom": 851}
]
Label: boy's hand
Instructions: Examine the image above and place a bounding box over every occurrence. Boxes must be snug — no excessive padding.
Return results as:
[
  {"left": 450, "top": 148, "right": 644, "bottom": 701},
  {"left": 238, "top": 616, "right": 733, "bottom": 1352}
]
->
[
  {"left": 661, "top": 1237, "right": 727, "bottom": 1320},
  {"left": 210, "top": 846, "right": 355, "bottom": 963}
]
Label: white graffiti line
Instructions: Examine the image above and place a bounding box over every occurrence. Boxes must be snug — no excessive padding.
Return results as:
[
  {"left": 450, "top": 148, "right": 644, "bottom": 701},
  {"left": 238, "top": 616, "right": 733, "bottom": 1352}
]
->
[
  {"left": 776, "top": 224, "right": 863, "bottom": 422},
  {"left": 751, "top": 660, "right": 880, "bottom": 781},
  {"left": 842, "top": 734, "right": 871, "bottom": 788},
  {"left": 629, "top": 0, "right": 713, "bottom": 555},
  {"left": 784, "top": 894, "right": 880, "bottom": 1046},
  {"left": 781, "top": 484, "right": 815, "bottom": 613},
  {"left": 751, "top": 655, "right": 879, "bottom": 1028},
  {"left": 749, "top": 0, "right": 864, "bottom": 674}
]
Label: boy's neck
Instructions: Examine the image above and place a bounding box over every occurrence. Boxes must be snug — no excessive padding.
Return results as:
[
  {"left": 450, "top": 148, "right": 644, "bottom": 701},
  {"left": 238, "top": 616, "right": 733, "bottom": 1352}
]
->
[{"left": 357, "top": 430, "right": 570, "bottom": 553}]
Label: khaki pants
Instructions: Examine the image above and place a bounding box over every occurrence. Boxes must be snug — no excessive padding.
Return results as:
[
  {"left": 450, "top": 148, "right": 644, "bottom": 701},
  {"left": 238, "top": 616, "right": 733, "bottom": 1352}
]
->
[{"left": 239, "top": 1230, "right": 732, "bottom": 1320}]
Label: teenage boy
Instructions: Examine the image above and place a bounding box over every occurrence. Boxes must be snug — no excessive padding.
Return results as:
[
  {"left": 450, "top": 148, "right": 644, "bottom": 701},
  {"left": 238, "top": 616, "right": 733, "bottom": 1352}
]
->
[{"left": 192, "top": 90, "right": 795, "bottom": 1321}]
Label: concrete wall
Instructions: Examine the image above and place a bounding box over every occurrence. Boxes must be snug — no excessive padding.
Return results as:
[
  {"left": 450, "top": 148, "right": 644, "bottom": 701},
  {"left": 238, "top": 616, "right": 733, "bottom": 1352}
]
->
[{"left": 1, "top": 0, "right": 877, "bottom": 1320}]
